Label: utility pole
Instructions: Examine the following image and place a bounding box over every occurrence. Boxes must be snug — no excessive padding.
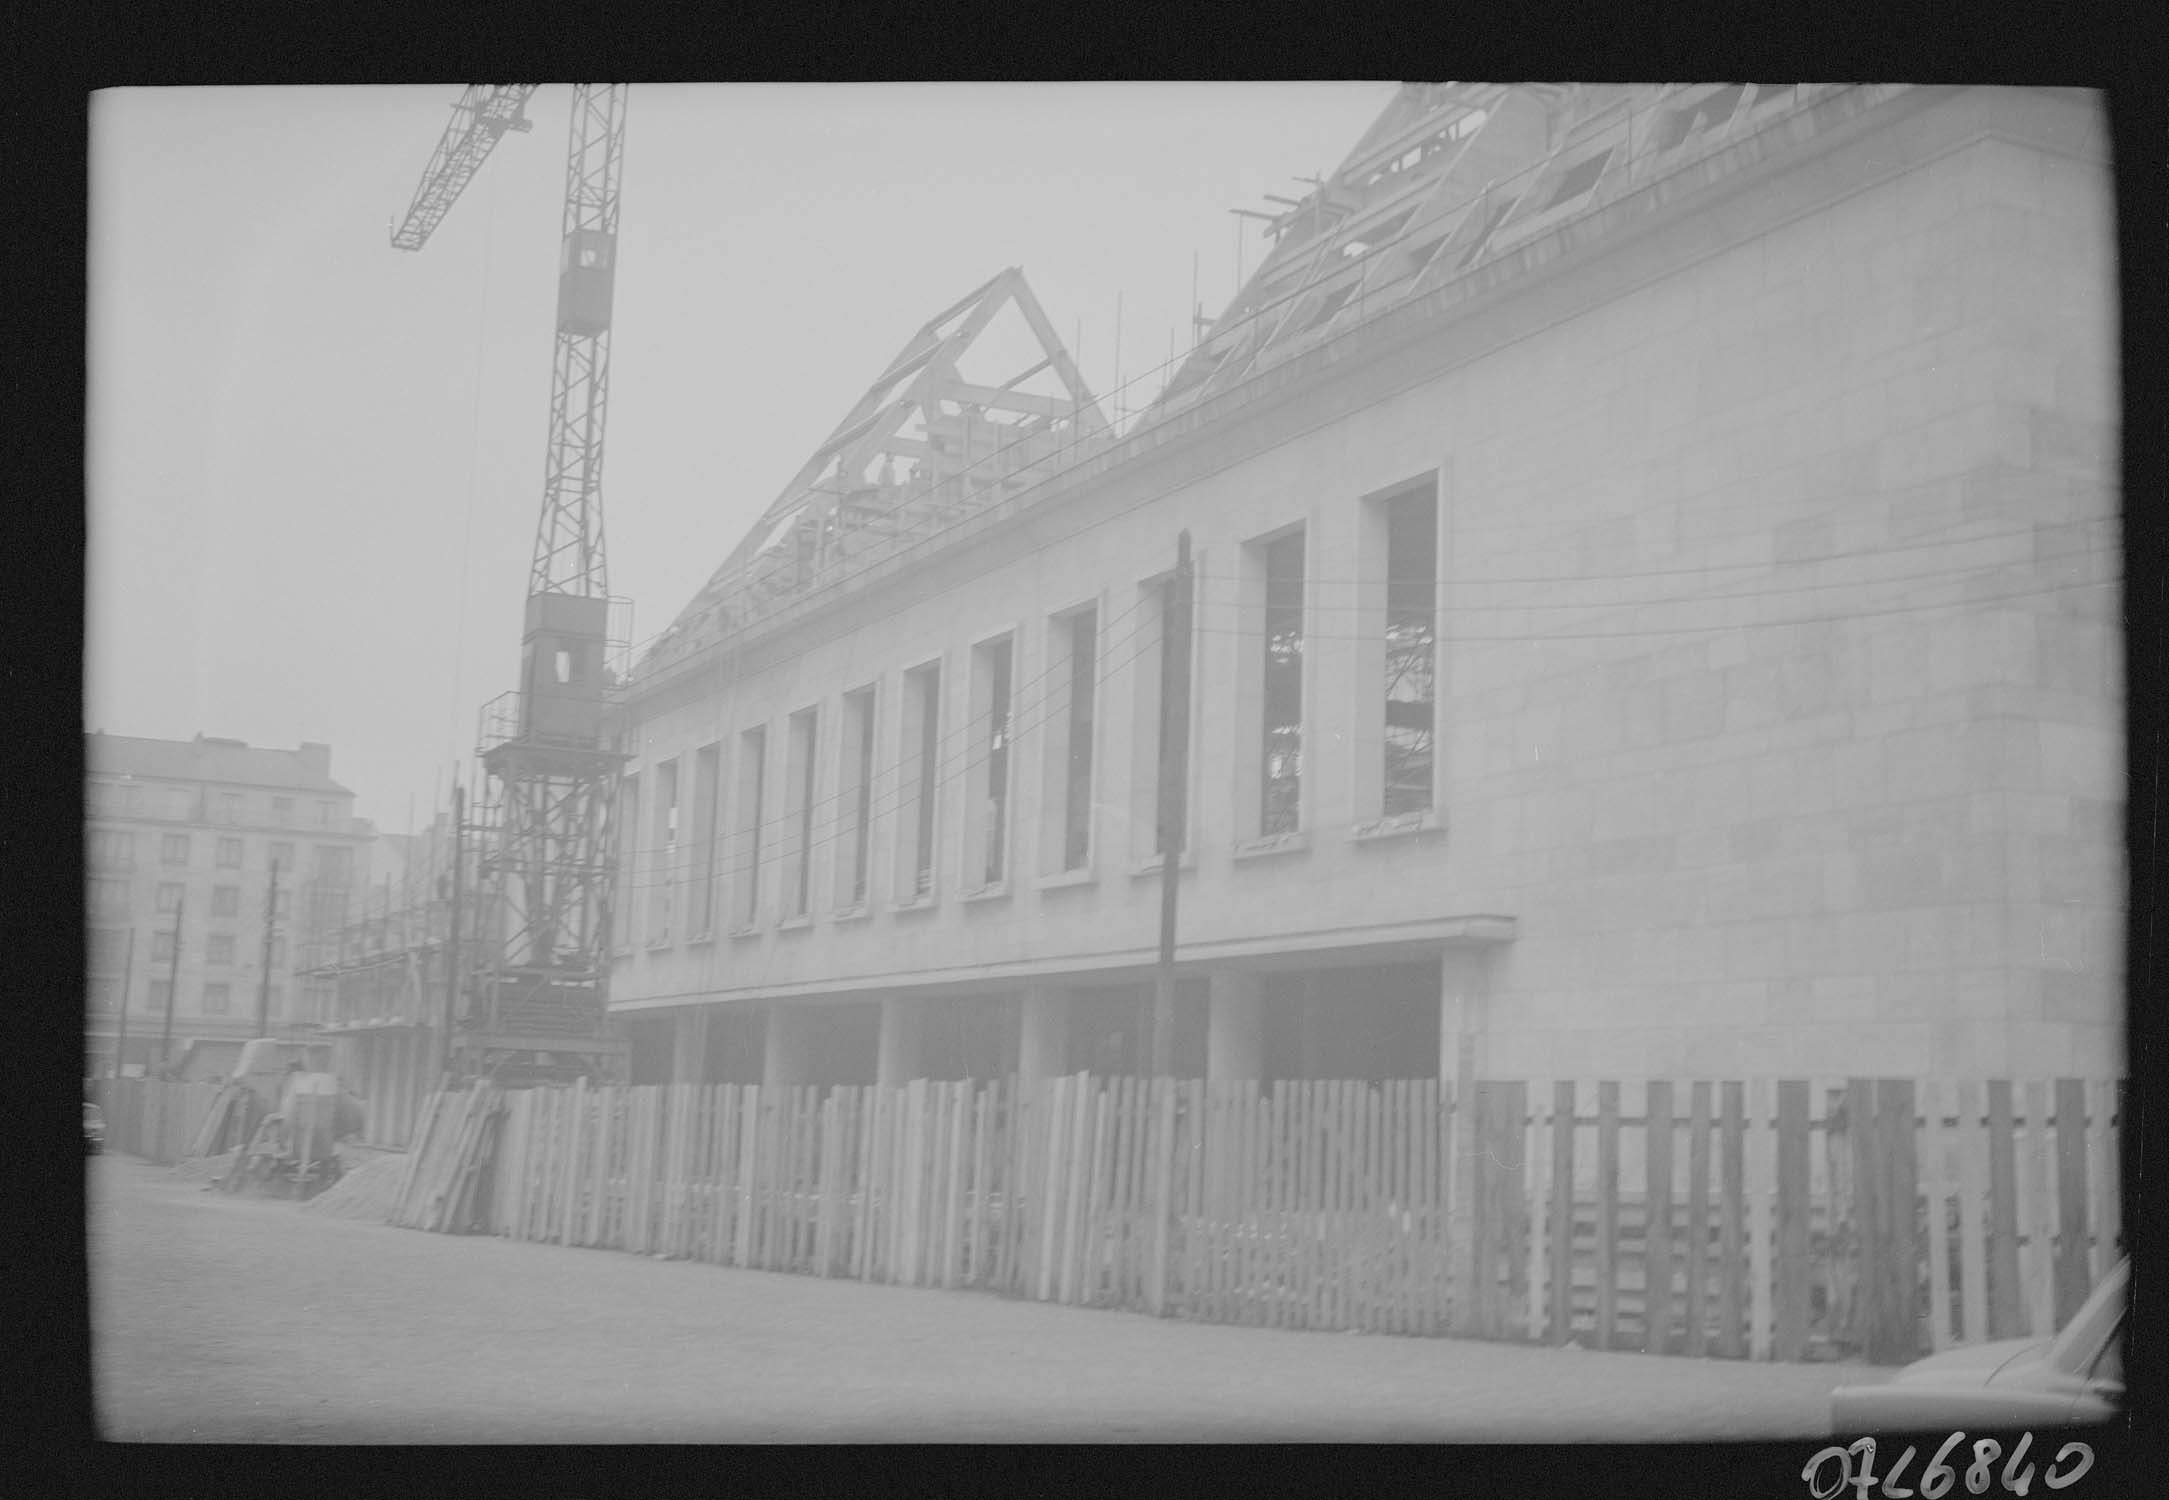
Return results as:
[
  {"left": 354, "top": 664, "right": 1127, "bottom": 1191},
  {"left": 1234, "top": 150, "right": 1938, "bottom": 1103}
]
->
[
  {"left": 443, "top": 779, "right": 465, "bottom": 1080},
  {"left": 112, "top": 926, "right": 137, "bottom": 1079},
  {"left": 1151, "top": 529, "right": 1195, "bottom": 1078},
  {"left": 159, "top": 889, "right": 185, "bottom": 1076},
  {"left": 256, "top": 859, "right": 280, "bottom": 1036}
]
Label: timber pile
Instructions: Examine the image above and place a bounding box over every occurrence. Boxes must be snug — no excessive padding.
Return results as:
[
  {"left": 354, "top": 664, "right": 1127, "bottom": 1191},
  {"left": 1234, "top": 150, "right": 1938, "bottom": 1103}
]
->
[
  {"left": 302, "top": 1151, "right": 410, "bottom": 1221},
  {"left": 172, "top": 1148, "right": 239, "bottom": 1183},
  {"left": 388, "top": 1086, "right": 506, "bottom": 1234}
]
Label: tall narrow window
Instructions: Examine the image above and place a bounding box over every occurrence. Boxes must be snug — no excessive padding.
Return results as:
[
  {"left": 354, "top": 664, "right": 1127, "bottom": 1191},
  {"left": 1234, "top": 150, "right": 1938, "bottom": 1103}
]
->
[
  {"left": 785, "top": 707, "right": 819, "bottom": 918},
  {"left": 736, "top": 727, "right": 767, "bottom": 927},
  {"left": 839, "top": 686, "right": 876, "bottom": 907},
  {"left": 969, "top": 636, "right": 1014, "bottom": 889},
  {"left": 1260, "top": 530, "right": 1306, "bottom": 836},
  {"left": 691, "top": 744, "right": 721, "bottom": 936},
  {"left": 899, "top": 663, "right": 942, "bottom": 900},
  {"left": 1383, "top": 490, "right": 1438, "bottom": 815},
  {"left": 649, "top": 758, "right": 679, "bottom": 943},
  {"left": 614, "top": 775, "right": 639, "bottom": 949},
  {"left": 1064, "top": 609, "right": 1097, "bottom": 870}
]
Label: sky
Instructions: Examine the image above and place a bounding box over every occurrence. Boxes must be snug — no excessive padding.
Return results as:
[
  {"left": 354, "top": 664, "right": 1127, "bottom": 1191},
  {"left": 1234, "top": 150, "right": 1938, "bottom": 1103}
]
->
[{"left": 87, "top": 83, "right": 1398, "bottom": 832}]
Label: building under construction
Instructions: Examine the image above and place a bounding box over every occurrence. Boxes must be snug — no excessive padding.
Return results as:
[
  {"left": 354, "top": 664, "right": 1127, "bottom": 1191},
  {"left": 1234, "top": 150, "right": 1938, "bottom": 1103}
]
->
[{"left": 600, "top": 84, "right": 2119, "bottom": 1093}]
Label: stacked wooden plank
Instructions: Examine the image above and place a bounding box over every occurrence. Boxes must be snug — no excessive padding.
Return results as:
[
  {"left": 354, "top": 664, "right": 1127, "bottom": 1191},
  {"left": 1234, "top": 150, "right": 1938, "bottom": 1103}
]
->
[{"left": 387, "top": 1086, "right": 504, "bottom": 1233}]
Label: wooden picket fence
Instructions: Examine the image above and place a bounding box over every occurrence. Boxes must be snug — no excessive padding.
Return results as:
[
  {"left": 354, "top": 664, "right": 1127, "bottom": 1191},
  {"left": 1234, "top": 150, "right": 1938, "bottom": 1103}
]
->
[
  {"left": 386, "top": 1072, "right": 2122, "bottom": 1364},
  {"left": 91, "top": 1077, "right": 222, "bottom": 1165}
]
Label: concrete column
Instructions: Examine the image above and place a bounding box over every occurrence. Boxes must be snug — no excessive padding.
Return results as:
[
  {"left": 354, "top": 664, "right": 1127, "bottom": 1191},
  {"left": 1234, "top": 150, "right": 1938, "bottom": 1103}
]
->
[
  {"left": 877, "top": 996, "right": 928, "bottom": 1086},
  {"left": 1438, "top": 947, "right": 1491, "bottom": 1093},
  {"left": 672, "top": 1008, "right": 710, "bottom": 1085},
  {"left": 1206, "top": 970, "right": 1265, "bottom": 1082},
  {"left": 762, "top": 1004, "right": 818, "bottom": 1088},
  {"left": 1018, "top": 986, "right": 1069, "bottom": 1080}
]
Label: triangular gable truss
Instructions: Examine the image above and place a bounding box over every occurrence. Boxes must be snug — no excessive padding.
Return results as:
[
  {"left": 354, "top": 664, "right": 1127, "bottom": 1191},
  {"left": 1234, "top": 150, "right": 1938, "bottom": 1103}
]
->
[
  {"left": 694, "top": 267, "right": 1108, "bottom": 619},
  {"left": 1155, "top": 83, "right": 1841, "bottom": 418}
]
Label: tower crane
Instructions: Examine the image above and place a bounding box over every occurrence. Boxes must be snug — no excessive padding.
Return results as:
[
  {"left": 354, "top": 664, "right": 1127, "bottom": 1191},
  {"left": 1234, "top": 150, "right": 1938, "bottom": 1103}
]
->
[{"left": 393, "top": 84, "right": 632, "bottom": 1086}]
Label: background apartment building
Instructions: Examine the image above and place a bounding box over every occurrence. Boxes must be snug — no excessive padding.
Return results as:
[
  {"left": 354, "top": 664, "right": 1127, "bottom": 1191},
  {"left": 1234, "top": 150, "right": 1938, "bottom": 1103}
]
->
[
  {"left": 606, "top": 84, "right": 2119, "bottom": 1090},
  {"left": 85, "top": 732, "right": 375, "bottom": 1074}
]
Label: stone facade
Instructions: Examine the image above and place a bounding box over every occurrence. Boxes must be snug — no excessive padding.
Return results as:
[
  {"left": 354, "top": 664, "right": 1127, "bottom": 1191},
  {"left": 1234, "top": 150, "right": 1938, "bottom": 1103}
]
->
[{"left": 609, "top": 86, "right": 2119, "bottom": 1086}]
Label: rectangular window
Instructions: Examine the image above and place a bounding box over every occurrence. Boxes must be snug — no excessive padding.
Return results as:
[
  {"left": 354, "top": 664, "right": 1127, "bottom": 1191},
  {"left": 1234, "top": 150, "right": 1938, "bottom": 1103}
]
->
[
  {"left": 88, "top": 977, "right": 120, "bottom": 1013},
  {"left": 318, "top": 801, "right": 335, "bottom": 827},
  {"left": 784, "top": 708, "right": 819, "bottom": 917},
  {"left": 1063, "top": 610, "right": 1097, "bottom": 870},
  {"left": 150, "top": 980, "right": 173, "bottom": 1014},
  {"left": 167, "top": 788, "right": 194, "bottom": 820},
  {"left": 313, "top": 845, "right": 353, "bottom": 888},
  {"left": 90, "top": 830, "right": 135, "bottom": 868},
  {"left": 649, "top": 757, "right": 679, "bottom": 943},
  {"left": 212, "top": 885, "right": 239, "bottom": 918},
  {"left": 161, "top": 833, "right": 190, "bottom": 866},
  {"left": 736, "top": 727, "right": 767, "bottom": 926},
  {"left": 272, "top": 797, "right": 293, "bottom": 826},
  {"left": 1383, "top": 489, "right": 1438, "bottom": 816},
  {"left": 691, "top": 744, "right": 722, "bottom": 936},
  {"left": 898, "top": 663, "right": 942, "bottom": 900},
  {"left": 614, "top": 775, "right": 640, "bottom": 949},
  {"left": 90, "top": 927, "right": 128, "bottom": 973},
  {"left": 270, "top": 841, "right": 294, "bottom": 870},
  {"left": 152, "top": 931, "right": 176, "bottom": 964},
  {"left": 217, "top": 792, "right": 241, "bottom": 824},
  {"left": 838, "top": 687, "right": 877, "bottom": 907},
  {"left": 206, "top": 934, "right": 235, "bottom": 966},
  {"left": 156, "top": 883, "right": 183, "bottom": 914},
  {"left": 203, "top": 982, "right": 231, "bottom": 1016},
  {"left": 968, "top": 636, "right": 1014, "bottom": 888},
  {"left": 92, "top": 879, "right": 133, "bottom": 919},
  {"left": 216, "top": 837, "right": 243, "bottom": 868},
  {"left": 1260, "top": 530, "right": 1306, "bottom": 836}
]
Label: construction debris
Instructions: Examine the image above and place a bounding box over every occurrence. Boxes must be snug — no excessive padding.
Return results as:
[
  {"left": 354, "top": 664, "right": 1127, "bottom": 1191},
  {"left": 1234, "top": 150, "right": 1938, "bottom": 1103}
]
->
[
  {"left": 172, "top": 1148, "right": 239, "bottom": 1183},
  {"left": 302, "top": 1151, "right": 410, "bottom": 1221}
]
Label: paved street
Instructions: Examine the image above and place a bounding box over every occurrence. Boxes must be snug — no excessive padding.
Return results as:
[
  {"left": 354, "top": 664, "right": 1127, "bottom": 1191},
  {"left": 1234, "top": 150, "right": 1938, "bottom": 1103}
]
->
[{"left": 92, "top": 1154, "right": 1874, "bottom": 1442}]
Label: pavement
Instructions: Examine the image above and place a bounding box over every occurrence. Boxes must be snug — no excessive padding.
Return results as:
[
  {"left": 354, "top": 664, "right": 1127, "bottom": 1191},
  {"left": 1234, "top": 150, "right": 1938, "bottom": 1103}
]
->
[{"left": 90, "top": 1153, "right": 1877, "bottom": 1443}]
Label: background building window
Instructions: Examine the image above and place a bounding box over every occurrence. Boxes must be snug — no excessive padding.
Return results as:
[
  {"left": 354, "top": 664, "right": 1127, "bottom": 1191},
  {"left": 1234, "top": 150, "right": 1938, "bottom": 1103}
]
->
[
  {"left": 272, "top": 797, "right": 293, "bottom": 826},
  {"left": 1383, "top": 489, "right": 1438, "bottom": 816},
  {"left": 206, "top": 934, "right": 235, "bottom": 966},
  {"left": 649, "top": 757, "right": 679, "bottom": 942},
  {"left": 1260, "top": 530, "right": 1306, "bottom": 837},
  {"left": 155, "top": 883, "right": 183, "bottom": 914},
  {"left": 90, "top": 927, "right": 128, "bottom": 973},
  {"left": 90, "top": 830, "right": 135, "bottom": 868},
  {"left": 203, "top": 982, "right": 231, "bottom": 1016},
  {"left": 270, "top": 841, "right": 294, "bottom": 869},
  {"left": 217, "top": 792, "right": 241, "bottom": 824},
  {"left": 150, "top": 980, "right": 173, "bottom": 1014},
  {"left": 266, "top": 985, "right": 285, "bottom": 1018},
  {"left": 318, "top": 801, "right": 334, "bottom": 827},
  {"left": 152, "top": 931, "right": 175, "bottom": 963},
  {"left": 216, "top": 837, "right": 243, "bottom": 868},
  {"left": 91, "top": 879, "right": 133, "bottom": 919},
  {"left": 614, "top": 775, "right": 640, "bottom": 949},
  {"left": 161, "top": 833, "right": 190, "bottom": 866},
  {"left": 167, "top": 788, "right": 194, "bottom": 820},
  {"left": 211, "top": 885, "right": 239, "bottom": 918}
]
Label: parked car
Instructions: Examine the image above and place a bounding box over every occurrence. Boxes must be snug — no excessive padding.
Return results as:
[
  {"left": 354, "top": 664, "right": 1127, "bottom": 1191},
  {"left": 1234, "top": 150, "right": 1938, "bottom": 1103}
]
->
[
  {"left": 84, "top": 1102, "right": 105, "bottom": 1155},
  {"left": 1830, "top": 1257, "right": 2126, "bottom": 1433}
]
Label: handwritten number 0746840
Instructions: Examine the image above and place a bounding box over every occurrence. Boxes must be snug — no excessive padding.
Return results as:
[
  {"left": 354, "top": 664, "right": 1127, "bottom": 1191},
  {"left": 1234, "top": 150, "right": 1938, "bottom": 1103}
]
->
[{"left": 1803, "top": 1435, "right": 2095, "bottom": 1498}]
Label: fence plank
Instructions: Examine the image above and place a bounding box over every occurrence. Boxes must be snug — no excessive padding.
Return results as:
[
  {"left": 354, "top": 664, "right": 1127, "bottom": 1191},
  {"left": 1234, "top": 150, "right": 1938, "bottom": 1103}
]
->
[
  {"left": 1922, "top": 1079, "right": 1953, "bottom": 1353},
  {"left": 1720, "top": 1079, "right": 1750, "bottom": 1360},
  {"left": 1775, "top": 1079, "right": 1812, "bottom": 1362},
  {"left": 1958, "top": 1080, "right": 1989, "bottom": 1343},
  {"left": 1985, "top": 1079, "right": 2021, "bottom": 1337},
  {"left": 1645, "top": 1080, "right": 1675, "bottom": 1356},
  {"left": 1594, "top": 1080, "right": 1620, "bottom": 1351},
  {"left": 2022, "top": 1080, "right": 2055, "bottom": 1337},
  {"left": 1748, "top": 1080, "right": 1775, "bottom": 1361},
  {"left": 2084, "top": 1080, "right": 2112, "bottom": 1282},
  {"left": 1890, "top": 1078, "right": 1922, "bottom": 1363}
]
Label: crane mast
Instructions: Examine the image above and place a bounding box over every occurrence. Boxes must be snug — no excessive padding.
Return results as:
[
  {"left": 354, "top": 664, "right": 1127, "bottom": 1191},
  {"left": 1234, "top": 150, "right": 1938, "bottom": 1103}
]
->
[{"left": 394, "top": 84, "right": 632, "bottom": 1086}]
